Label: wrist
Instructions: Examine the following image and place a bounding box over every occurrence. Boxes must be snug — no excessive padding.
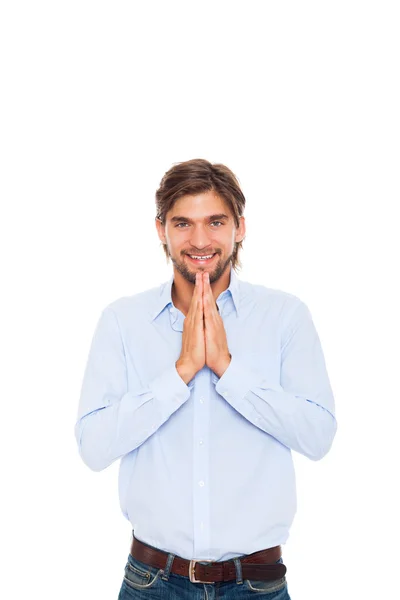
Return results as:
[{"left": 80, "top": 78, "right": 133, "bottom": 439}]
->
[
  {"left": 175, "top": 359, "right": 195, "bottom": 385},
  {"left": 213, "top": 353, "right": 231, "bottom": 378}
]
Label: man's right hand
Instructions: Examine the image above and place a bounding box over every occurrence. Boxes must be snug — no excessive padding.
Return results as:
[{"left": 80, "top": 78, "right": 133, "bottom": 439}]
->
[{"left": 175, "top": 272, "right": 206, "bottom": 384}]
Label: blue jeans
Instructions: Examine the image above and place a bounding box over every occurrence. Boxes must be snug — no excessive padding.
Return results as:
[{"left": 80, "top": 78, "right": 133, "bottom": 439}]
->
[{"left": 117, "top": 549, "right": 291, "bottom": 599}]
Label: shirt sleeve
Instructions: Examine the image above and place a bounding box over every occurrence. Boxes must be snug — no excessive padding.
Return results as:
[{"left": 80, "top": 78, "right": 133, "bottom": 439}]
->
[
  {"left": 74, "top": 305, "right": 191, "bottom": 471},
  {"left": 214, "top": 300, "right": 338, "bottom": 461}
]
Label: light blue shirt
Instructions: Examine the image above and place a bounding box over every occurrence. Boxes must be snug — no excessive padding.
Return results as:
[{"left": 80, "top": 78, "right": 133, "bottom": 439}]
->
[{"left": 75, "top": 264, "right": 337, "bottom": 561}]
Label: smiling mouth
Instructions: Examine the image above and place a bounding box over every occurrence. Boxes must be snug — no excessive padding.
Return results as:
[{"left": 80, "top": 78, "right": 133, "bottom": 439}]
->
[{"left": 186, "top": 253, "right": 217, "bottom": 264}]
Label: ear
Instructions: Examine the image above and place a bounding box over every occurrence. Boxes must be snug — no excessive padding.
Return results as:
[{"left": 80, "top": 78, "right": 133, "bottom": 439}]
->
[
  {"left": 235, "top": 216, "right": 246, "bottom": 243},
  {"left": 155, "top": 217, "right": 166, "bottom": 244}
]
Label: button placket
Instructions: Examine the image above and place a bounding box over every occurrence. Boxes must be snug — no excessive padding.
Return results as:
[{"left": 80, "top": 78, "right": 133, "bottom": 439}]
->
[{"left": 193, "top": 385, "right": 211, "bottom": 556}]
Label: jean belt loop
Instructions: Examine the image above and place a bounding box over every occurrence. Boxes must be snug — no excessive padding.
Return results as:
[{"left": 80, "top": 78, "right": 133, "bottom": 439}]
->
[
  {"left": 161, "top": 552, "right": 176, "bottom": 581},
  {"left": 233, "top": 557, "right": 243, "bottom": 585}
]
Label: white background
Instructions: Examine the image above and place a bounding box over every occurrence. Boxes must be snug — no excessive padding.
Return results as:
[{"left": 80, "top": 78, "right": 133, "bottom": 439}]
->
[{"left": 1, "top": 1, "right": 399, "bottom": 599}]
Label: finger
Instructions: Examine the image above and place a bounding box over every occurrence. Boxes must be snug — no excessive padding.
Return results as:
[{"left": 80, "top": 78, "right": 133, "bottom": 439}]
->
[
  {"left": 202, "top": 271, "right": 213, "bottom": 297},
  {"left": 198, "top": 271, "right": 203, "bottom": 305},
  {"left": 186, "top": 273, "right": 198, "bottom": 320},
  {"left": 202, "top": 272, "right": 218, "bottom": 316},
  {"left": 202, "top": 272, "right": 213, "bottom": 308},
  {"left": 195, "top": 272, "right": 204, "bottom": 325}
]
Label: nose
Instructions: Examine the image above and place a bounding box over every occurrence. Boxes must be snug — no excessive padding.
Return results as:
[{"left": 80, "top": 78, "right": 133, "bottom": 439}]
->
[{"left": 190, "top": 224, "right": 211, "bottom": 250}]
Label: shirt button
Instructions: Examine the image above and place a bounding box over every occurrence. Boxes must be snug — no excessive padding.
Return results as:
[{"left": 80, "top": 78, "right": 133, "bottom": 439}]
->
[
  {"left": 223, "top": 391, "right": 229, "bottom": 397},
  {"left": 199, "top": 439, "right": 203, "bottom": 445},
  {"left": 199, "top": 397, "right": 204, "bottom": 404},
  {"left": 199, "top": 481, "right": 205, "bottom": 487}
]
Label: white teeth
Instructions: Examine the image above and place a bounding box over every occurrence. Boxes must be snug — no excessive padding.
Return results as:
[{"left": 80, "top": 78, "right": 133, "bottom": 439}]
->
[{"left": 190, "top": 254, "right": 214, "bottom": 260}]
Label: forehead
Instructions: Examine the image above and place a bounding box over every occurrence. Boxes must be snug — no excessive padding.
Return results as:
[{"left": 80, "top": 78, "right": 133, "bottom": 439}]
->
[{"left": 167, "top": 190, "right": 232, "bottom": 220}]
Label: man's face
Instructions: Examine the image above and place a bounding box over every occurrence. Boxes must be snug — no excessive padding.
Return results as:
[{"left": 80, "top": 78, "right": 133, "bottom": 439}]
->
[{"left": 156, "top": 190, "right": 245, "bottom": 285}]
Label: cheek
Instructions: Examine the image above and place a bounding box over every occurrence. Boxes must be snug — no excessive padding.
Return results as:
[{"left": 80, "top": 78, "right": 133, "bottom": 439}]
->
[
  {"left": 221, "top": 231, "right": 237, "bottom": 246},
  {"left": 166, "top": 236, "right": 184, "bottom": 255}
]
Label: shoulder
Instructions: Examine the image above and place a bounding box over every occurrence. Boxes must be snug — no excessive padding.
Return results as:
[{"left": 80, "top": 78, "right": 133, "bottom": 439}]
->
[
  {"left": 101, "top": 283, "right": 162, "bottom": 323},
  {"left": 240, "top": 277, "right": 305, "bottom": 320}
]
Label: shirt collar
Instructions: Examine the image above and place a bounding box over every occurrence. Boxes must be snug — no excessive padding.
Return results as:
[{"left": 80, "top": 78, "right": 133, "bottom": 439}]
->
[{"left": 151, "top": 263, "right": 241, "bottom": 322}]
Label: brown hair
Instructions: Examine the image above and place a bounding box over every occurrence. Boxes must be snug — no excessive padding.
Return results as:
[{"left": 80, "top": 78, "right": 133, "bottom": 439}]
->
[{"left": 155, "top": 158, "right": 246, "bottom": 272}]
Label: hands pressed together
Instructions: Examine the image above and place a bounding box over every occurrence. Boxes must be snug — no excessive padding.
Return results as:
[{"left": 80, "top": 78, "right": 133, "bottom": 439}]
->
[{"left": 176, "top": 271, "right": 232, "bottom": 384}]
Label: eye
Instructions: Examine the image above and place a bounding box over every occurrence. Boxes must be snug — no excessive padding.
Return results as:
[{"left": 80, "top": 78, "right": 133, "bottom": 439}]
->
[{"left": 175, "top": 221, "right": 224, "bottom": 228}]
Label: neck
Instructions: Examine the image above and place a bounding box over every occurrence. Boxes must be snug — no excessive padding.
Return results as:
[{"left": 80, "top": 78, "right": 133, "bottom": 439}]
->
[{"left": 171, "top": 265, "right": 231, "bottom": 317}]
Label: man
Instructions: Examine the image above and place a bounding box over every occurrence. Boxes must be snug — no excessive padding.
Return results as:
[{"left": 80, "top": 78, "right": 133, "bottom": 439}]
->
[{"left": 75, "top": 158, "right": 337, "bottom": 599}]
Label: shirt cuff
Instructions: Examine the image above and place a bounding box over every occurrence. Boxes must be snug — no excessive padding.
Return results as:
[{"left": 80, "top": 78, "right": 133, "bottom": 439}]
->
[
  {"left": 151, "top": 363, "right": 193, "bottom": 415},
  {"left": 214, "top": 353, "right": 283, "bottom": 405}
]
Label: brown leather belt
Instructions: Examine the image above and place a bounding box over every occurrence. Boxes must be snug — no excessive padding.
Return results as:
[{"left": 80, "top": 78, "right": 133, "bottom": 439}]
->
[{"left": 130, "top": 535, "right": 287, "bottom": 584}]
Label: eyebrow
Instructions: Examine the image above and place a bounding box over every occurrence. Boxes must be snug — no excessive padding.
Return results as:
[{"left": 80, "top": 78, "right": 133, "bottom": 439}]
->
[{"left": 170, "top": 213, "right": 230, "bottom": 224}]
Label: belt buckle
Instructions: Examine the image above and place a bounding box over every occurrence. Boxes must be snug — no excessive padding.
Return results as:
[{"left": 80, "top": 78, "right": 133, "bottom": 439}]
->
[{"left": 189, "top": 559, "right": 214, "bottom": 583}]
